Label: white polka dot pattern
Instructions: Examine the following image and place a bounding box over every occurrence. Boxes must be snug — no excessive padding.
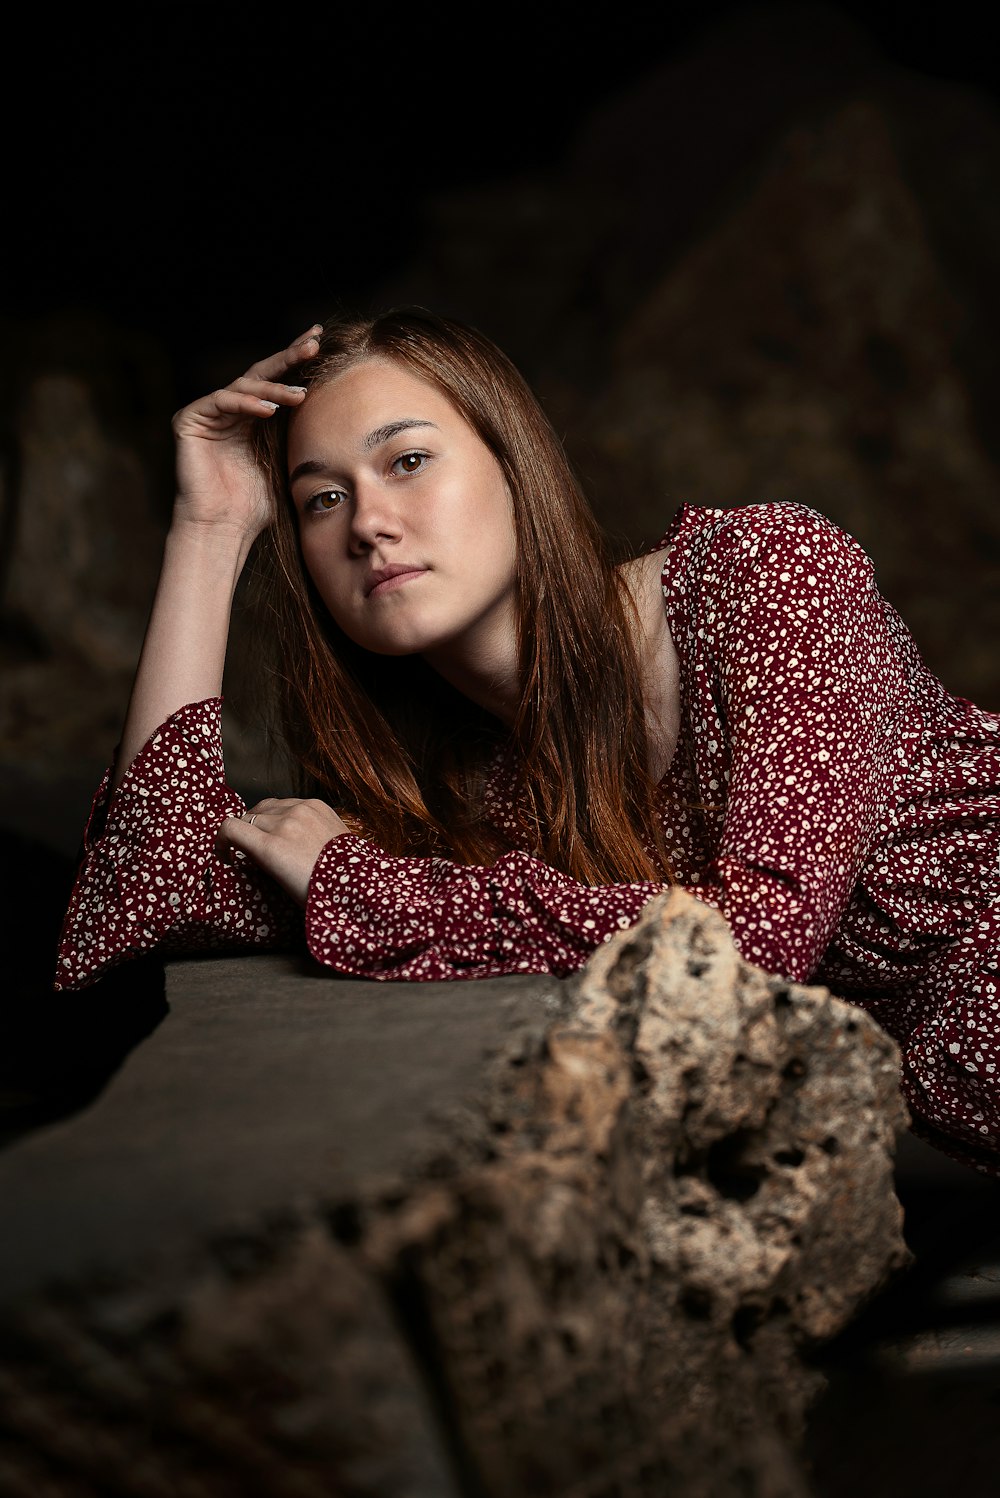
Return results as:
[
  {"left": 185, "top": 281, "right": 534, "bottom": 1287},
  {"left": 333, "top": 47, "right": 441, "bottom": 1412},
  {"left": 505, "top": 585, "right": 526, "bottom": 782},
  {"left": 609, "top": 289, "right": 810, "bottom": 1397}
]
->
[
  {"left": 304, "top": 839, "right": 661, "bottom": 980},
  {"left": 55, "top": 700, "right": 301, "bottom": 988},
  {"left": 55, "top": 503, "right": 1000, "bottom": 1171}
]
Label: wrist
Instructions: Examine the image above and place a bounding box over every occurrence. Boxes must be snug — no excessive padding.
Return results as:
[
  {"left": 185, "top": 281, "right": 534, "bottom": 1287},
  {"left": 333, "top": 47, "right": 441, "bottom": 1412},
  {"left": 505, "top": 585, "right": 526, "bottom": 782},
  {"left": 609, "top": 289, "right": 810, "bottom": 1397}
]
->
[{"left": 167, "top": 513, "right": 257, "bottom": 570}]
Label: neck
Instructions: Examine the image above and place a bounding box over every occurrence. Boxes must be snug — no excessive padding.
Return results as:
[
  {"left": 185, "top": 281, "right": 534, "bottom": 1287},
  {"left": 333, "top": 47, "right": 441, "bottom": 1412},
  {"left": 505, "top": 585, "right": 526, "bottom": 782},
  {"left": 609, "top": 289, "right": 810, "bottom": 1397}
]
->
[
  {"left": 421, "top": 615, "right": 521, "bottom": 728},
  {"left": 619, "top": 549, "right": 680, "bottom": 781}
]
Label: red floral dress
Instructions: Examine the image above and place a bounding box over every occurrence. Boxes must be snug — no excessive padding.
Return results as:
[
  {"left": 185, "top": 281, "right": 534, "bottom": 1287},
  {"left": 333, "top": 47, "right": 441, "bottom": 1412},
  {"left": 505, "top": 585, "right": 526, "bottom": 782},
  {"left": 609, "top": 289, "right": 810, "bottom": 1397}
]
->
[{"left": 56, "top": 503, "right": 1000, "bottom": 1172}]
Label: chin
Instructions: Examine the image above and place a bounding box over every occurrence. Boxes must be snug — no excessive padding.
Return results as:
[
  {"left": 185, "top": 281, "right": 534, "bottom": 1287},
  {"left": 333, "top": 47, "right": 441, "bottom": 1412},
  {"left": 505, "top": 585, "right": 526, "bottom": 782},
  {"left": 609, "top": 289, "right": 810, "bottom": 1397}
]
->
[
  {"left": 345, "top": 623, "right": 449, "bottom": 658},
  {"left": 362, "top": 639, "right": 426, "bottom": 658},
  {"left": 333, "top": 602, "right": 479, "bottom": 660}
]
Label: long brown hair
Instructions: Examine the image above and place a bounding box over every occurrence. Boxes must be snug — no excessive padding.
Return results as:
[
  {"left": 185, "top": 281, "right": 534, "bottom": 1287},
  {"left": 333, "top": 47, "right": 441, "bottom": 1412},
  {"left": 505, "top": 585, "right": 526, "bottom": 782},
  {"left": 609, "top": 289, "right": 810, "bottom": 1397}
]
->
[{"left": 253, "top": 307, "right": 673, "bottom": 885}]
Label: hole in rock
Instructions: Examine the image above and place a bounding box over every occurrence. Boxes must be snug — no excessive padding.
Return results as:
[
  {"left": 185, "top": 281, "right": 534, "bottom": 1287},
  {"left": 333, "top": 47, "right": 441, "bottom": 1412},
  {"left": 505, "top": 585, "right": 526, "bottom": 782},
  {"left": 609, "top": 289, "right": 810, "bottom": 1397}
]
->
[
  {"left": 731, "top": 1303, "right": 766, "bottom": 1350},
  {"left": 681, "top": 1287, "right": 714, "bottom": 1320},
  {"left": 630, "top": 1055, "right": 652, "bottom": 1090},
  {"left": 706, "top": 1133, "right": 765, "bottom": 1202},
  {"left": 324, "top": 1201, "right": 362, "bottom": 1247}
]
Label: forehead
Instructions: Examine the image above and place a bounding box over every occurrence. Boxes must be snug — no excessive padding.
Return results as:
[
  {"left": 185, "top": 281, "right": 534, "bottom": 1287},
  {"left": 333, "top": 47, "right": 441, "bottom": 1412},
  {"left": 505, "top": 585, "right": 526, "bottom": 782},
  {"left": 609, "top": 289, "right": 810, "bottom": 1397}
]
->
[{"left": 287, "top": 358, "right": 460, "bottom": 460}]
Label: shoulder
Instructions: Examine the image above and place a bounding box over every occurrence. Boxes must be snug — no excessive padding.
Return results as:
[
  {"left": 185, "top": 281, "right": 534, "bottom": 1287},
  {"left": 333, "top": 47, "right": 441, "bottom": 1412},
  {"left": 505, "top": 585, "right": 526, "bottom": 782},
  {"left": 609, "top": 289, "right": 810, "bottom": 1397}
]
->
[
  {"left": 684, "top": 499, "right": 867, "bottom": 554},
  {"left": 663, "top": 501, "right": 876, "bottom": 594}
]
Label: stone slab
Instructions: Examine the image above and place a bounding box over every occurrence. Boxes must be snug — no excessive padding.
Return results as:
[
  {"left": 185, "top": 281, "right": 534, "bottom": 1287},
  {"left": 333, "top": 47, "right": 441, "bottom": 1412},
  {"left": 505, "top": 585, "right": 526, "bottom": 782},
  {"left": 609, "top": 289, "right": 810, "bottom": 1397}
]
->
[{"left": 0, "top": 954, "right": 566, "bottom": 1301}]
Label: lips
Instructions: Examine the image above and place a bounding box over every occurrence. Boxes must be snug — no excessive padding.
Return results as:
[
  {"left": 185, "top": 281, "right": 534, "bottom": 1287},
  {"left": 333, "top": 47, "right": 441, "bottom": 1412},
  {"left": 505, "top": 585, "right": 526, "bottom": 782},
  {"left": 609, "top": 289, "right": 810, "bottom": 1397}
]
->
[{"left": 364, "top": 564, "right": 428, "bottom": 597}]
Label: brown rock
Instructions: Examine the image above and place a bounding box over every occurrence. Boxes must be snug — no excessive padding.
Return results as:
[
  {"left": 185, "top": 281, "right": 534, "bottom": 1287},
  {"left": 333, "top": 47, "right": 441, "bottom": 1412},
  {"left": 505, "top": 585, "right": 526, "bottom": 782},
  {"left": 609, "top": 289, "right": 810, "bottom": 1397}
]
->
[
  {"left": 367, "top": 890, "right": 909, "bottom": 1495},
  {"left": 576, "top": 889, "right": 910, "bottom": 1342},
  {"left": 0, "top": 891, "right": 909, "bottom": 1495}
]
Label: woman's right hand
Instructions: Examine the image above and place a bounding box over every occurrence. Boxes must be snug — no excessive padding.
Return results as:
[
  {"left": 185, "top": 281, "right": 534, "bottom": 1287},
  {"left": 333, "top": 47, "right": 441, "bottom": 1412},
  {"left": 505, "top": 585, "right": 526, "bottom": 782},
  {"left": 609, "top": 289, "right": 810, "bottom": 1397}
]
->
[{"left": 171, "top": 324, "right": 323, "bottom": 543}]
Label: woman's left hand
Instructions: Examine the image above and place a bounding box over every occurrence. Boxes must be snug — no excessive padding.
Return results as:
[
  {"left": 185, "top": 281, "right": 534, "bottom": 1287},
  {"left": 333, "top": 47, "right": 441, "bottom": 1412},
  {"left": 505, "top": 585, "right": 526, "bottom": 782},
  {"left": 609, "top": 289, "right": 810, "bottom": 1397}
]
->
[{"left": 218, "top": 799, "right": 352, "bottom": 906}]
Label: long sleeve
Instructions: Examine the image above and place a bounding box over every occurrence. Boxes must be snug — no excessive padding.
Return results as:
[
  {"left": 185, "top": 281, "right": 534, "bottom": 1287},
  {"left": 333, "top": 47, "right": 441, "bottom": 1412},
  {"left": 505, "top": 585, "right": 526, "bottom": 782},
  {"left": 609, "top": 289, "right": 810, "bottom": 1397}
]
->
[
  {"left": 55, "top": 699, "right": 301, "bottom": 990},
  {"left": 674, "top": 504, "right": 913, "bottom": 981},
  {"left": 306, "top": 837, "right": 664, "bottom": 981}
]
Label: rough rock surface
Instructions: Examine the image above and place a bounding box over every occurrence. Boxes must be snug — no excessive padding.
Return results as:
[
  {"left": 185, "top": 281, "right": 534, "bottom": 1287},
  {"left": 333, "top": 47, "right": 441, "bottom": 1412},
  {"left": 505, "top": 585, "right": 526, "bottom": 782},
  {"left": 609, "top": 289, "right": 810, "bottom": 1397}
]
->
[{"left": 0, "top": 890, "right": 909, "bottom": 1497}]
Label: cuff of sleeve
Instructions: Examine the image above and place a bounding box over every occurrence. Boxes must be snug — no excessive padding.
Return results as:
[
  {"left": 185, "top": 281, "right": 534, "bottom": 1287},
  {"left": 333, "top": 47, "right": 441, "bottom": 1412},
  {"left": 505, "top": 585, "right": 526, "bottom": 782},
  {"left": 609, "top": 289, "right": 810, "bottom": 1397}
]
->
[
  {"left": 486, "top": 851, "right": 661, "bottom": 969},
  {"left": 305, "top": 836, "right": 501, "bottom": 978},
  {"left": 94, "top": 698, "right": 232, "bottom": 845},
  {"left": 56, "top": 697, "right": 244, "bottom": 989},
  {"left": 305, "top": 835, "right": 403, "bottom": 974}
]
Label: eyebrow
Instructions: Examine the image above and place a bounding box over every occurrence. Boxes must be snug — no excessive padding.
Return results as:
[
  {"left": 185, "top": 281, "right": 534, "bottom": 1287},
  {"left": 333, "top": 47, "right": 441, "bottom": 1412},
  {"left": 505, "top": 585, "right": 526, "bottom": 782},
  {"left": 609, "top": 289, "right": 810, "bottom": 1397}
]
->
[
  {"left": 364, "top": 418, "right": 438, "bottom": 452},
  {"left": 288, "top": 418, "right": 439, "bottom": 488}
]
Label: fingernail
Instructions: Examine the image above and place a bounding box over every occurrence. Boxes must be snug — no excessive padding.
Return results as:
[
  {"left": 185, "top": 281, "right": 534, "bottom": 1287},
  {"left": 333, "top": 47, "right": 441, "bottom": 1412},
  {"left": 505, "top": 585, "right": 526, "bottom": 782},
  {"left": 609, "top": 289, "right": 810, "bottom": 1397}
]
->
[
  {"left": 261, "top": 400, "right": 279, "bottom": 411},
  {"left": 286, "top": 385, "right": 307, "bottom": 394}
]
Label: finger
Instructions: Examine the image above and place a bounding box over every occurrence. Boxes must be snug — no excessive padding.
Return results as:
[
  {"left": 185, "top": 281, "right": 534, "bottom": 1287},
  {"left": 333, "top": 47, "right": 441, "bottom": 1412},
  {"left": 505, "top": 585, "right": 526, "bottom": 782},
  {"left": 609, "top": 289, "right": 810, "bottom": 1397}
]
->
[
  {"left": 227, "top": 799, "right": 298, "bottom": 837},
  {"left": 179, "top": 386, "right": 292, "bottom": 426},
  {"left": 217, "top": 814, "right": 267, "bottom": 859},
  {"left": 246, "top": 327, "right": 323, "bottom": 383},
  {"left": 216, "top": 811, "right": 317, "bottom": 906},
  {"left": 228, "top": 375, "right": 309, "bottom": 408}
]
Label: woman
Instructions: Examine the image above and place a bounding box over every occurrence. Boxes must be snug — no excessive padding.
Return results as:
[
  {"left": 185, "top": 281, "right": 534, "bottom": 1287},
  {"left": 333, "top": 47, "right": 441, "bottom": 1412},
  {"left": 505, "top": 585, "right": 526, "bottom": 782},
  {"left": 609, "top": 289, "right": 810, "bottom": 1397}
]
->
[{"left": 56, "top": 308, "right": 1000, "bottom": 1173}]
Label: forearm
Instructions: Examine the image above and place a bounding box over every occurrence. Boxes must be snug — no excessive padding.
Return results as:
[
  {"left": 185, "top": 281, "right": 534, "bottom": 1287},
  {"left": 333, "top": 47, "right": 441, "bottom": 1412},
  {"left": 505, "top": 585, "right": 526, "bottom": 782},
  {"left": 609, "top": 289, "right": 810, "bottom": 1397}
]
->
[
  {"left": 110, "top": 323, "right": 319, "bottom": 790},
  {"left": 113, "top": 520, "right": 252, "bottom": 791},
  {"left": 305, "top": 838, "right": 664, "bottom": 981}
]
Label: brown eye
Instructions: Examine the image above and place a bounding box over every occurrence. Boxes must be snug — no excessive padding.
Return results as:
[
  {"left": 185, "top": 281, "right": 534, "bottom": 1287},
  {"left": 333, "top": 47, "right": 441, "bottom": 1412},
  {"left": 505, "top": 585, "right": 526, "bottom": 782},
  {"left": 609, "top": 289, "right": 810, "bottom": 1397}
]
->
[
  {"left": 394, "top": 452, "right": 425, "bottom": 474},
  {"left": 306, "top": 490, "right": 345, "bottom": 513}
]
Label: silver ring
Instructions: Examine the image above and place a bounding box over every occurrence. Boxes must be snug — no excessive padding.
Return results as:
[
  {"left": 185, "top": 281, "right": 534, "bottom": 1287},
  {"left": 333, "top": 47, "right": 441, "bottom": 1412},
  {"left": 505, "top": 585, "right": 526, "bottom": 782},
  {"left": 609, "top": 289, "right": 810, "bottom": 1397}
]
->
[{"left": 248, "top": 814, "right": 257, "bottom": 827}]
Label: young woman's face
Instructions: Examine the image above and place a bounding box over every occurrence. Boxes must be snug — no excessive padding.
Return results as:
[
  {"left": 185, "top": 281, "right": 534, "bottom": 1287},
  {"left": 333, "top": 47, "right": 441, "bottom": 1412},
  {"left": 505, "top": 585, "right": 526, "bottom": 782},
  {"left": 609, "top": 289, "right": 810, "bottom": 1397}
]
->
[{"left": 287, "top": 359, "right": 518, "bottom": 667}]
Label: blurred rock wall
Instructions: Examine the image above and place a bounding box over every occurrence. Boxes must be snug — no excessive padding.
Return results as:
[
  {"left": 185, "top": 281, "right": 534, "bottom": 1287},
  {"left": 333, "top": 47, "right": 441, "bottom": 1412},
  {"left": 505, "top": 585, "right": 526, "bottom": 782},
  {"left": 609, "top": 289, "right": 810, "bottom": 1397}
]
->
[
  {"left": 3, "top": 3, "right": 999, "bottom": 813},
  {"left": 381, "top": 4, "right": 1000, "bottom": 706}
]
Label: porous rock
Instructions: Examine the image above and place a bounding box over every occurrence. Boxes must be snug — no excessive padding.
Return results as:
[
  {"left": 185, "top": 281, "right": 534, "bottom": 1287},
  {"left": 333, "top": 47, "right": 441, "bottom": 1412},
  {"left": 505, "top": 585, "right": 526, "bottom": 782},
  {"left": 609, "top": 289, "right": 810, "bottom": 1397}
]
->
[{"left": 0, "top": 891, "right": 909, "bottom": 1496}]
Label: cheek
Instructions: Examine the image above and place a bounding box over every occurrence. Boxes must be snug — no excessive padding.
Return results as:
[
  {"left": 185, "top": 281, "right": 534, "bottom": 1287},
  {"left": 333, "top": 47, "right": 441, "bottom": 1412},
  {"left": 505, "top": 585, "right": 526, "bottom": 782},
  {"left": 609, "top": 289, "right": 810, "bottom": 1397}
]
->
[
  {"left": 472, "top": 473, "right": 515, "bottom": 548},
  {"left": 298, "top": 528, "right": 346, "bottom": 613},
  {"left": 495, "top": 493, "right": 518, "bottom": 574}
]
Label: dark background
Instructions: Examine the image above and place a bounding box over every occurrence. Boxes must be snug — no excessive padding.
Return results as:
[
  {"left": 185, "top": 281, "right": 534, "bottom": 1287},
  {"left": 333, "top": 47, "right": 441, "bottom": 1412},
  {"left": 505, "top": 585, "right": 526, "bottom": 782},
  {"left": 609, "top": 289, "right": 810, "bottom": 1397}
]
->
[
  {"left": 9, "top": 0, "right": 1000, "bottom": 391},
  {"left": 4, "top": 0, "right": 1000, "bottom": 874}
]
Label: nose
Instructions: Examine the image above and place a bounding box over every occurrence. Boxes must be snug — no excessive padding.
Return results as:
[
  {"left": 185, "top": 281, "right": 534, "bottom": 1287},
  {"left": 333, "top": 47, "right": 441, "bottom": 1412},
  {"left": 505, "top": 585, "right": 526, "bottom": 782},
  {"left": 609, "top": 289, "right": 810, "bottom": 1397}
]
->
[{"left": 346, "top": 478, "right": 404, "bottom": 554}]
